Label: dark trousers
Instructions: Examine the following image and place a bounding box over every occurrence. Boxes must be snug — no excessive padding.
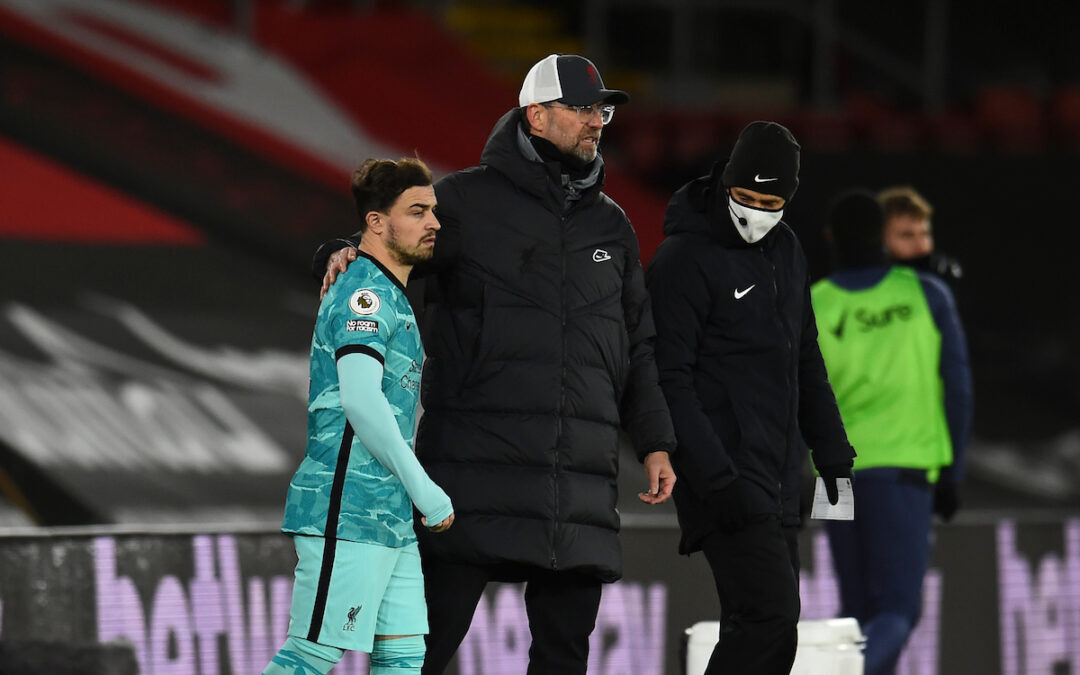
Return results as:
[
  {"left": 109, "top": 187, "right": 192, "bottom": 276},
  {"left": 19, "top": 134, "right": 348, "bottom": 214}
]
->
[
  {"left": 699, "top": 517, "right": 800, "bottom": 675},
  {"left": 824, "top": 468, "right": 933, "bottom": 675},
  {"left": 420, "top": 555, "right": 603, "bottom": 675},
  {"left": 782, "top": 524, "right": 801, "bottom": 577}
]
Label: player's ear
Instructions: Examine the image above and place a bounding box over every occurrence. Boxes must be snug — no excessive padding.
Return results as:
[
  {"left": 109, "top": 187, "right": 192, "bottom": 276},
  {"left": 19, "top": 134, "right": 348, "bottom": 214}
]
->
[{"left": 365, "top": 211, "right": 382, "bottom": 234}]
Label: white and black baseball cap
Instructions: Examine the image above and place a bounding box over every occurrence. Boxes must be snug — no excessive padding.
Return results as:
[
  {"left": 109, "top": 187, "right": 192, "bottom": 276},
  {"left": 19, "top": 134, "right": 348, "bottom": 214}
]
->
[{"left": 518, "top": 54, "right": 630, "bottom": 107}]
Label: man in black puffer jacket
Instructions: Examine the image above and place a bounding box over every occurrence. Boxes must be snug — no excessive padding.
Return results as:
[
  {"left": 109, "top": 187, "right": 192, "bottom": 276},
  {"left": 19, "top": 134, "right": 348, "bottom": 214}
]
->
[
  {"left": 314, "top": 55, "right": 676, "bottom": 675},
  {"left": 647, "top": 121, "right": 855, "bottom": 674}
]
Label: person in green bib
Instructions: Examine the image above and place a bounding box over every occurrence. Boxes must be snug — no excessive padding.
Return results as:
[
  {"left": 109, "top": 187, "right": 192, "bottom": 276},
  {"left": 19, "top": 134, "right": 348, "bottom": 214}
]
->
[{"left": 811, "top": 190, "right": 973, "bottom": 675}]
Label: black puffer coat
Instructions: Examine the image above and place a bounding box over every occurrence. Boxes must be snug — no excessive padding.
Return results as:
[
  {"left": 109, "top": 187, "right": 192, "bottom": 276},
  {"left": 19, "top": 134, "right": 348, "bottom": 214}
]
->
[
  {"left": 646, "top": 165, "right": 854, "bottom": 554},
  {"left": 412, "top": 110, "right": 674, "bottom": 581}
]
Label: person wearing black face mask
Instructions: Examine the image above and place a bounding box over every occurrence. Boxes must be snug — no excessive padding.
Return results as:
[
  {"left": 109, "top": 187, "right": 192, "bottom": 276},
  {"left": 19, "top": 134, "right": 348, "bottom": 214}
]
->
[
  {"left": 877, "top": 186, "right": 963, "bottom": 285},
  {"left": 309, "top": 54, "right": 677, "bottom": 675},
  {"left": 646, "top": 121, "right": 856, "bottom": 674}
]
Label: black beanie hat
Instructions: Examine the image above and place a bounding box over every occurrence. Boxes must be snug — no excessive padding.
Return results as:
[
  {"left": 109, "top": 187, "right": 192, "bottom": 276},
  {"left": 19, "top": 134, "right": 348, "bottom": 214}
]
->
[
  {"left": 721, "top": 121, "right": 801, "bottom": 202},
  {"left": 828, "top": 189, "right": 887, "bottom": 269}
]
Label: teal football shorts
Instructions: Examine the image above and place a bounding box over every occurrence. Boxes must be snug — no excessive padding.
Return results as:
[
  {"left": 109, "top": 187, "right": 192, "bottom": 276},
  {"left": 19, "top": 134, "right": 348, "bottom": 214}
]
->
[{"left": 287, "top": 535, "right": 428, "bottom": 653}]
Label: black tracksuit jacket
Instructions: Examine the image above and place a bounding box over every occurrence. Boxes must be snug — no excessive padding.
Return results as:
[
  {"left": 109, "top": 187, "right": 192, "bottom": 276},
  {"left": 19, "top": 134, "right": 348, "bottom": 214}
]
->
[{"left": 646, "top": 167, "right": 854, "bottom": 553}]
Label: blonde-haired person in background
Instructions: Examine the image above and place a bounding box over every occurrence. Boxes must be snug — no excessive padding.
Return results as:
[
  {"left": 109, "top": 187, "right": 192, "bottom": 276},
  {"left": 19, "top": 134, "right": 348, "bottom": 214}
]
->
[{"left": 878, "top": 186, "right": 963, "bottom": 283}]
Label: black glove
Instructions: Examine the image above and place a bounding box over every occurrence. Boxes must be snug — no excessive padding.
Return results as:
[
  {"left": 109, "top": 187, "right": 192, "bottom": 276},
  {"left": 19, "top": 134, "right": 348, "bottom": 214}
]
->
[
  {"left": 929, "top": 251, "right": 963, "bottom": 282},
  {"left": 705, "top": 477, "right": 757, "bottom": 533},
  {"left": 933, "top": 481, "right": 961, "bottom": 522},
  {"left": 817, "top": 464, "right": 853, "bottom": 506}
]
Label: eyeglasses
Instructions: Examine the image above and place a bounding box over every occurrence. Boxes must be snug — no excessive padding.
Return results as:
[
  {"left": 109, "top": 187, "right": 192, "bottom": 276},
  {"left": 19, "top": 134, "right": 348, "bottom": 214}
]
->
[{"left": 543, "top": 102, "right": 615, "bottom": 125}]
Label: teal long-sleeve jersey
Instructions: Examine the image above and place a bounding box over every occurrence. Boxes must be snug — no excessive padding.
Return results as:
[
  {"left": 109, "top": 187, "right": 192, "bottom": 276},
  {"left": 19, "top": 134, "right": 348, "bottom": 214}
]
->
[{"left": 282, "top": 252, "right": 451, "bottom": 546}]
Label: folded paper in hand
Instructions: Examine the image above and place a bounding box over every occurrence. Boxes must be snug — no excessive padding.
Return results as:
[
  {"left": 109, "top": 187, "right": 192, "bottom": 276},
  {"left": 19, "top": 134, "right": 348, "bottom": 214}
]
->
[{"left": 810, "top": 477, "right": 854, "bottom": 520}]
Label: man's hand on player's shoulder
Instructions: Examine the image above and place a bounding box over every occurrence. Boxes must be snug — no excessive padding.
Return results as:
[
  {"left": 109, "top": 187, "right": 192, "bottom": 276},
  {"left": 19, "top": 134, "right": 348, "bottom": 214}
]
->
[{"left": 320, "top": 246, "right": 358, "bottom": 300}]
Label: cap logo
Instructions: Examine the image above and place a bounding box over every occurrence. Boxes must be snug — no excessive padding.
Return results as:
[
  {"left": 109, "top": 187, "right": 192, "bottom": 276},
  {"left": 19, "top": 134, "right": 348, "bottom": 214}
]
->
[
  {"left": 520, "top": 54, "right": 628, "bottom": 107},
  {"left": 753, "top": 174, "right": 779, "bottom": 183}
]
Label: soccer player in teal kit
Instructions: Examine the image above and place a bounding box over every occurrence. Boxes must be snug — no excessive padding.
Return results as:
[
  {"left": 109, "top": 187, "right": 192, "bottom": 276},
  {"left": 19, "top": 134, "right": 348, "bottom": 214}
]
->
[{"left": 264, "top": 157, "right": 453, "bottom": 675}]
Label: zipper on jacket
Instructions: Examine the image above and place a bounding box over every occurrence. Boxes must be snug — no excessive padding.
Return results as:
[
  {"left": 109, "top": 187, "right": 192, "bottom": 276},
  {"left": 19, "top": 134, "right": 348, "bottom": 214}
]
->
[
  {"left": 764, "top": 247, "right": 797, "bottom": 510},
  {"left": 551, "top": 213, "right": 569, "bottom": 571}
]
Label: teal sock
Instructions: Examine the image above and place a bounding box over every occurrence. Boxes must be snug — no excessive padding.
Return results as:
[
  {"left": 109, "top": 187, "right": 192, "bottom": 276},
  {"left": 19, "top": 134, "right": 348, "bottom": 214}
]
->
[
  {"left": 370, "top": 634, "right": 425, "bottom": 674},
  {"left": 263, "top": 636, "right": 344, "bottom": 675}
]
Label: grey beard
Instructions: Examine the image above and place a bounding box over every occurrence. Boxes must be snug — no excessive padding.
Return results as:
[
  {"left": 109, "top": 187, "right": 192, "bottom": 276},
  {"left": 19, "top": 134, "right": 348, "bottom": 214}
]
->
[{"left": 568, "top": 141, "right": 597, "bottom": 166}]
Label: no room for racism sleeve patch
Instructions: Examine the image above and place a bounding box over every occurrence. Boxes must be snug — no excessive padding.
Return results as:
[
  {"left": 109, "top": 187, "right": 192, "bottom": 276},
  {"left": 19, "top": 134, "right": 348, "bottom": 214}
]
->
[{"left": 345, "top": 319, "right": 379, "bottom": 334}]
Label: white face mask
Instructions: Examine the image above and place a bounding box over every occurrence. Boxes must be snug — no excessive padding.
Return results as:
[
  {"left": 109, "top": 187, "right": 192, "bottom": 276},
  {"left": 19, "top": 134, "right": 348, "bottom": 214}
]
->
[{"left": 728, "top": 196, "right": 784, "bottom": 244}]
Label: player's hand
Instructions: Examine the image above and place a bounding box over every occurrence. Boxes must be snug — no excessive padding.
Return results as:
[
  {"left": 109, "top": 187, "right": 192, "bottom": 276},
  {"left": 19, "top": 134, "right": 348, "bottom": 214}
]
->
[
  {"left": 422, "top": 512, "right": 454, "bottom": 533},
  {"left": 638, "top": 451, "right": 675, "bottom": 504},
  {"left": 320, "top": 247, "right": 358, "bottom": 300}
]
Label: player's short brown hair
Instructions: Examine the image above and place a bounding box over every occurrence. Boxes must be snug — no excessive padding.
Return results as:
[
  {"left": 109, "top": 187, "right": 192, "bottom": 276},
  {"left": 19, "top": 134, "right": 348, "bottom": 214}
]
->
[{"left": 351, "top": 157, "right": 433, "bottom": 231}]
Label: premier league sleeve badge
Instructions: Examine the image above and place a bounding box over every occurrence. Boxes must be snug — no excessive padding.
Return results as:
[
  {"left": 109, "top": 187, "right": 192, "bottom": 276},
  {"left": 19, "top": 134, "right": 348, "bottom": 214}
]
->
[{"left": 348, "top": 289, "right": 381, "bottom": 316}]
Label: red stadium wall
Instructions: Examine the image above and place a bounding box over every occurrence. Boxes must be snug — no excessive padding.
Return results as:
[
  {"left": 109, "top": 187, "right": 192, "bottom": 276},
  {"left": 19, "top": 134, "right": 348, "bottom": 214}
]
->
[
  {"left": 131, "top": 0, "right": 671, "bottom": 260},
  {"left": 0, "top": 138, "right": 202, "bottom": 244}
]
